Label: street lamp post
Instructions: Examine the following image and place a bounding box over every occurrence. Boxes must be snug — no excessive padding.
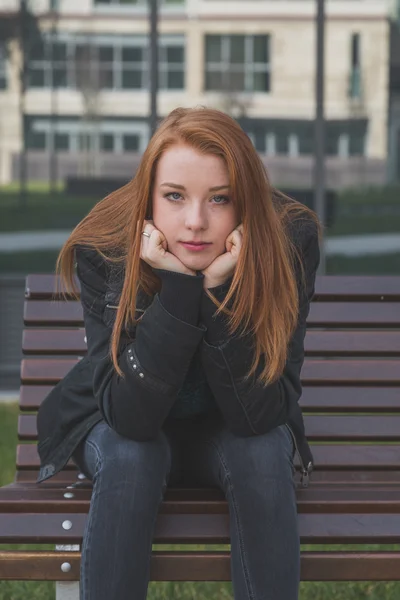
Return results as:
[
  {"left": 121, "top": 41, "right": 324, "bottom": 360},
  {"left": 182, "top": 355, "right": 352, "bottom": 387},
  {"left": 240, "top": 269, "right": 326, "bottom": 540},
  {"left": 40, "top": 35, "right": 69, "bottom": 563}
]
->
[
  {"left": 19, "top": 0, "right": 28, "bottom": 207},
  {"left": 49, "top": 0, "right": 59, "bottom": 196},
  {"left": 314, "top": 0, "right": 326, "bottom": 274},
  {"left": 149, "top": 0, "right": 159, "bottom": 138}
]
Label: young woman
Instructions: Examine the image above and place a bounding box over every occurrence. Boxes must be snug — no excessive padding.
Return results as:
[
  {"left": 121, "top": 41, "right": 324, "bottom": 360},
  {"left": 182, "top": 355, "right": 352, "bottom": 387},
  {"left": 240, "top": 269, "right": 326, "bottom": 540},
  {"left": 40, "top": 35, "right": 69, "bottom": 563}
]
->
[{"left": 36, "top": 106, "right": 320, "bottom": 600}]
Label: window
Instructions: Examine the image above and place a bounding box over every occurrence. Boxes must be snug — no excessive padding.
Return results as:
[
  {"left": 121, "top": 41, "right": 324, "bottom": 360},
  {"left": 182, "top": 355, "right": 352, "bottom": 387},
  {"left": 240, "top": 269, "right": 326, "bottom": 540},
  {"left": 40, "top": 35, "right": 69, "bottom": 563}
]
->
[
  {"left": 101, "top": 133, "right": 114, "bottom": 152},
  {"left": 253, "top": 130, "right": 266, "bottom": 153},
  {"left": 79, "top": 133, "right": 93, "bottom": 152},
  {"left": 26, "top": 118, "right": 149, "bottom": 154},
  {"left": 123, "top": 134, "right": 140, "bottom": 151},
  {"left": 98, "top": 45, "right": 115, "bottom": 89},
  {"left": 276, "top": 131, "right": 288, "bottom": 155},
  {"left": 325, "top": 129, "right": 341, "bottom": 156},
  {"left": 27, "top": 131, "right": 46, "bottom": 150},
  {"left": 349, "top": 131, "right": 365, "bottom": 156},
  {"left": 120, "top": 46, "right": 142, "bottom": 89},
  {"left": 238, "top": 120, "right": 366, "bottom": 157},
  {"left": 55, "top": 133, "right": 69, "bottom": 151},
  {"left": 30, "top": 36, "right": 69, "bottom": 88},
  {"left": 94, "top": 0, "right": 184, "bottom": 5},
  {"left": 0, "top": 44, "right": 7, "bottom": 90},
  {"left": 95, "top": 0, "right": 145, "bottom": 4},
  {"left": 205, "top": 35, "right": 270, "bottom": 93},
  {"left": 349, "top": 33, "right": 361, "bottom": 99},
  {"left": 27, "top": 34, "right": 185, "bottom": 91},
  {"left": 160, "top": 44, "right": 185, "bottom": 89}
]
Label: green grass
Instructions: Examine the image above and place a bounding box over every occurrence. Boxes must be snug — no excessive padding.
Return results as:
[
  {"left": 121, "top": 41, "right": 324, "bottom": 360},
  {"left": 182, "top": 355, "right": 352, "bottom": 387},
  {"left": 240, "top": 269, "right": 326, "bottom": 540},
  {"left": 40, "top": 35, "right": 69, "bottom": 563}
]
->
[
  {"left": 0, "top": 403, "right": 19, "bottom": 488},
  {"left": 329, "top": 215, "right": 400, "bottom": 236},
  {"left": 336, "top": 185, "right": 400, "bottom": 206},
  {"left": 328, "top": 185, "right": 400, "bottom": 236},
  {"left": 1, "top": 403, "right": 400, "bottom": 599},
  {"left": 0, "top": 185, "right": 97, "bottom": 232},
  {"left": 326, "top": 252, "right": 400, "bottom": 274},
  {"left": 0, "top": 250, "right": 60, "bottom": 274}
]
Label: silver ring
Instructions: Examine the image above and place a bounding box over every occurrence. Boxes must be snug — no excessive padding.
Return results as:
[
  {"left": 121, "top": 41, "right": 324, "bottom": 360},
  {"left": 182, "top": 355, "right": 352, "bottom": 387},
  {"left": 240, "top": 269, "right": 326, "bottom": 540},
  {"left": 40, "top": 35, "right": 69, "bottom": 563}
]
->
[{"left": 142, "top": 231, "right": 151, "bottom": 238}]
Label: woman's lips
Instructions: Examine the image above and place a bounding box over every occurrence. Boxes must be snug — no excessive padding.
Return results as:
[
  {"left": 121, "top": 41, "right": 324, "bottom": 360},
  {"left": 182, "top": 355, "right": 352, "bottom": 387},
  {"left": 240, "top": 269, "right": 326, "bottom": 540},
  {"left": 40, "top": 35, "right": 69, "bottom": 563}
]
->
[{"left": 179, "top": 242, "right": 212, "bottom": 251}]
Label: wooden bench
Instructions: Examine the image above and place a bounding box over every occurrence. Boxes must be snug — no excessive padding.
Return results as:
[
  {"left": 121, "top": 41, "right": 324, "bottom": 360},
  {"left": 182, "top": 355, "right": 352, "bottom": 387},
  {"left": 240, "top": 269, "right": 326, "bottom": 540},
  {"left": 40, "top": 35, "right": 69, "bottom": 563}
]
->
[{"left": 1, "top": 273, "right": 400, "bottom": 597}]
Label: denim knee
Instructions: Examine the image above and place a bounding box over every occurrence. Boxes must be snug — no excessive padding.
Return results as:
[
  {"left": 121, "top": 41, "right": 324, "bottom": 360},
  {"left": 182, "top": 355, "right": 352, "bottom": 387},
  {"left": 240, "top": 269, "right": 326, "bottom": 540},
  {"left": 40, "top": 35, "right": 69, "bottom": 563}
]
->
[
  {"left": 208, "top": 422, "right": 296, "bottom": 492},
  {"left": 73, "top": 421, "right": 172, "bottom": 494}
]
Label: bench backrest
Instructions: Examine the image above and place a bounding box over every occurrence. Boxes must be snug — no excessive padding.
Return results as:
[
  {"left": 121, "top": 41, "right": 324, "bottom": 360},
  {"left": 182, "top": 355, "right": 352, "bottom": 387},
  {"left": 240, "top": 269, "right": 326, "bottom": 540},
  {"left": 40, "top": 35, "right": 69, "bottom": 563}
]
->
[{"left": 17, "top": 274, "right": 400, "bottom": 485}]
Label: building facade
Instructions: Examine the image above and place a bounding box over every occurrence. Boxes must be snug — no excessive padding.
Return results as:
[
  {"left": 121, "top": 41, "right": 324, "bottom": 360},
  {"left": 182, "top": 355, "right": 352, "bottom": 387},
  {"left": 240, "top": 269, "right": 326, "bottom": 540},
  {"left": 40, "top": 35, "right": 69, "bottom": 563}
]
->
[{"left": 0, "top": 0, "right": 395, "bottom": 188}]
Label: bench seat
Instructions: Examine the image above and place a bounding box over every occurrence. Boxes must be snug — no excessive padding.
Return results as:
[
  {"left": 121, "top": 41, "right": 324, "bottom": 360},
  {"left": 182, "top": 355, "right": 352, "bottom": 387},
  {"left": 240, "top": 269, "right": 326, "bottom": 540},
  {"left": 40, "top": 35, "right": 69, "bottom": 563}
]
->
[{"left": 1, "top": 273, "right": 400, "bottom": 588}]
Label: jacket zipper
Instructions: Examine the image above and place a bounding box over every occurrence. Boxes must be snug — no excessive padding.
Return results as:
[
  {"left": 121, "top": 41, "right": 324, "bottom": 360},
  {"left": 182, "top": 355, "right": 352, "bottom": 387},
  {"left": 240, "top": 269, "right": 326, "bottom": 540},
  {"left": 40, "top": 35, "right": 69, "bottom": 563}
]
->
[
  {"left": 106, "top": 304, "right": 145, "bottom": 313},
  {"left": 285, "top": 423, "right": 313, "bottom": 488}
]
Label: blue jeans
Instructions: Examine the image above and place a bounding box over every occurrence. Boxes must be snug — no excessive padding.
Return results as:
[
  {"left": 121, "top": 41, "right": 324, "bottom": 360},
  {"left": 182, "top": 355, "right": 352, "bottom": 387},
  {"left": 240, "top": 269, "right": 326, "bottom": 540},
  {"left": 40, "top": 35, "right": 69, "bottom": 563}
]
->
[{"left": 71, "top": 410, "right": 299, "bottom": 600}]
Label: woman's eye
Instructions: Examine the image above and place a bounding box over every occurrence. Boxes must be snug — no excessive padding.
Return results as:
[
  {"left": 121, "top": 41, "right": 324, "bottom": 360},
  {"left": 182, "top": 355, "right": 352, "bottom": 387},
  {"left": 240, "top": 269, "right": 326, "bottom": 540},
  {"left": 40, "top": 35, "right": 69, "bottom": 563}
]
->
[
  {"left": 212, "top": 195, "right": 229, "bottom": 204},
  {"left": 165, "top": 192, "right": 182, "bottom": 201}
]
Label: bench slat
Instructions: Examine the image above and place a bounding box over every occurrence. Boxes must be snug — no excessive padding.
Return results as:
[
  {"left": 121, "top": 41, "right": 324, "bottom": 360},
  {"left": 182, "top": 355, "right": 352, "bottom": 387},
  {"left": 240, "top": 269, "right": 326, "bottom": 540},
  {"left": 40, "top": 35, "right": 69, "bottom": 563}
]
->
[
  {"left": 22, "top": 329, "right": 400, "bottom": 357},
  {"left": 5, "top": 550, "right": 400, "bottom": 582},
  {"left": 23, "top": 300, "right": 400, "bottom": 327},
  {"left": 1, "top": 512, "right": 400, "bottom": 544},
  {"left": 19, "top": 385, "right": 400, "bottom": 413},
  {"left": 25, "top": 274, "right": 79, "bottom": 300},
  {"left": 16, "top": 443, "right": 400, "bottom": 471},
  {"left": 2, "top": 550, "right": 400, "bottom": 581},
  {"left": 14, "top": 469, "right": 400, "bottom": 485},
  {"left": 2, "top": 485, "right": 400, "bottom": 514},
  {"left": 25, "top": 274, "right": 400, "bottom": 301},
  {"left": 20, "top": 358, "right": 400, "bottom": 385},
  {"left": 24, "top": 301, "right": 83, "bottom": 327},
  {"left": 23, "top": 330, "right": 87, "bottom": 355},
  {"left": 17, "top": 414, "right": 400, "bottom": 442}
]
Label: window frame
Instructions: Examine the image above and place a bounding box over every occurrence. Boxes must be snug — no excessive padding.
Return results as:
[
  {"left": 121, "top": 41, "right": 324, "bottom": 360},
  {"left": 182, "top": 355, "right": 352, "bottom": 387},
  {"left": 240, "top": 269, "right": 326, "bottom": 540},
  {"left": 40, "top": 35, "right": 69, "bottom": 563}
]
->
[
  {"left": 27, "top": 118, "right": 150, "bottom": 154},
  {"left": 204, "top": 34, "right": 270, "bottom": 93},
  {"left": 27, "top": 32, "right": 185, "bottom": 92}
]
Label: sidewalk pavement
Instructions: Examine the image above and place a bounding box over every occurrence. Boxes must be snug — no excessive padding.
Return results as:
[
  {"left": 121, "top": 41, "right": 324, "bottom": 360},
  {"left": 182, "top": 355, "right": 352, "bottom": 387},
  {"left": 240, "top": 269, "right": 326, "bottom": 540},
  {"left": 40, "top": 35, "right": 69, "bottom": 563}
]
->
[
  {"left": 0, "top": 391, "right": 19, "bottom": 403},
  {"left": 0, "top": 230, "right": 400, "bottom": 257}
]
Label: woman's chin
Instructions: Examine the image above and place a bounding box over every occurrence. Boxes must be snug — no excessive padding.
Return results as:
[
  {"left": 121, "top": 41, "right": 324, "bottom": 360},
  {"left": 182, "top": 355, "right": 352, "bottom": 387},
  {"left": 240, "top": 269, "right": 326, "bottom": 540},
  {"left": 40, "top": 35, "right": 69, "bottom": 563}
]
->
[{"left": 179, "top": 254, "right": 213, "bottom": 273}]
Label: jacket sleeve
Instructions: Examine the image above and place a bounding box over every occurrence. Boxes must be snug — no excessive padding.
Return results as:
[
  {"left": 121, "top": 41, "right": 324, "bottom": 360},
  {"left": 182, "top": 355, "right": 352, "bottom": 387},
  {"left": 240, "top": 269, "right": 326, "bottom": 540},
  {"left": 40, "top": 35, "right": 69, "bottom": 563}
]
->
[
  {"left": 199, "top": 222, "right": 320, "bottom": 437},
  {"left": 75, "top": 247, "right": 205, "bottom": 441}
]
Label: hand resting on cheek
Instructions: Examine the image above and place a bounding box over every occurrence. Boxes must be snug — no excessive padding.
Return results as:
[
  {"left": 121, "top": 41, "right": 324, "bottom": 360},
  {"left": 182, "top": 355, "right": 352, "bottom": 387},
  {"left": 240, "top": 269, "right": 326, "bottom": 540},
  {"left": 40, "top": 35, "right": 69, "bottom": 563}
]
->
[
  {"left": 201, "top": 224, "right": 243, "bottom": 290},
  {"left": 140, "top": 219, "right": 196, "bottom": 276}
]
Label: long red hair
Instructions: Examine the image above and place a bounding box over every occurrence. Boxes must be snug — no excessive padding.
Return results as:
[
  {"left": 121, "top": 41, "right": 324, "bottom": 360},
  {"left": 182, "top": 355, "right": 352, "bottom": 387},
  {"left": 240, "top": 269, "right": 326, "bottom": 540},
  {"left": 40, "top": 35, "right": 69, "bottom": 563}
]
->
[{"left": 56, "top": 106, "right": 320, "bottom": 385}]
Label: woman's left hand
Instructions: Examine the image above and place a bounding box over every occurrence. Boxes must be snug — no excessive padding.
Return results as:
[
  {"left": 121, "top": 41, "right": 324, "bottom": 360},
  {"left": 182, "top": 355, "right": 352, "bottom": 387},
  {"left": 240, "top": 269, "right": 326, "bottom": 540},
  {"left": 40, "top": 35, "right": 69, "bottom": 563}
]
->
[{"left": 202, "top": 224, "right": 243, "bottom": 289}]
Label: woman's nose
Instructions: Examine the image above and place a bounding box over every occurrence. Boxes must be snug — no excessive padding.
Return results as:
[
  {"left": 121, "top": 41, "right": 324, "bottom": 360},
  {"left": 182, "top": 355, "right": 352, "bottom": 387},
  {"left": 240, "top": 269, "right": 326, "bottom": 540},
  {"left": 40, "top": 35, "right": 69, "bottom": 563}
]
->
[{"left": 184, "top": 205, "right": 208, "bottom": 230}]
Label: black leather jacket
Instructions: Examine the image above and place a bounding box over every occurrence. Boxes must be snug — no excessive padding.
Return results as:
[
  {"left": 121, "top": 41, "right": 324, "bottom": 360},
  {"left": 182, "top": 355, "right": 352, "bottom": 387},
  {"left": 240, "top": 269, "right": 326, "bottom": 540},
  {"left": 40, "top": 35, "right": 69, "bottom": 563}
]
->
[{"left": 36, "top": 219, "right": 319, "bottom": 487}]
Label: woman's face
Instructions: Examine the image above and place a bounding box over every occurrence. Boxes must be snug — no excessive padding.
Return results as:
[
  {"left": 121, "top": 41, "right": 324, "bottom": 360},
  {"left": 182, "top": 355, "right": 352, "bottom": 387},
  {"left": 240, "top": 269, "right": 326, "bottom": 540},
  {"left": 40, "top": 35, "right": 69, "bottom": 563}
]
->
[{"left": 152, "top": 143, "right": 238, "bottom": 272}]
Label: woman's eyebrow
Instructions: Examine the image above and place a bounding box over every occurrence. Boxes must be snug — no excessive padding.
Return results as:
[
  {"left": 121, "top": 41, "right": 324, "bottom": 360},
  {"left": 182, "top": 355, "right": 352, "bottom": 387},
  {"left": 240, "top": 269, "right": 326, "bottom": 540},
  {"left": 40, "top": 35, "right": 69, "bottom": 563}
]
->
[{"left": 160, "top": 183, "right": 230, "bottom": 192}]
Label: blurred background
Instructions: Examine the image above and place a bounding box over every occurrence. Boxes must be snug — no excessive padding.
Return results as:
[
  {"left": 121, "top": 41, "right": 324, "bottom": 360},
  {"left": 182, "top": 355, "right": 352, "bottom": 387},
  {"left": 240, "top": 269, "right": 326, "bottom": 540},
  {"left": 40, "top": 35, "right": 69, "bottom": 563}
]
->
[
  {"left": 0, "top": 3, "right": 400, "bottom": 598},
  {"left": 0, "top": 0, "right": 399, "bottom": 395}
]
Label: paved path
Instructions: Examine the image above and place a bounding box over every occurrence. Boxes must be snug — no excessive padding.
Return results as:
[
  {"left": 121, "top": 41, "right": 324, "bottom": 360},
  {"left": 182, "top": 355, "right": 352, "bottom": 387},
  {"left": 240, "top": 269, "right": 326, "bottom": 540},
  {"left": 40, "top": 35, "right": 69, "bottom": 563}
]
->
[
  {"left": 0, "top": 391, "right": 19, "bottom": 404},
  {"left": 0, "top": 230, "right": 71, "bottom": 252},
  {"left": 0, "top": 229, "right": 400, "bottom": 256},
  {"left": 325, "top": 232, "right": 400, "bottom": 257}
]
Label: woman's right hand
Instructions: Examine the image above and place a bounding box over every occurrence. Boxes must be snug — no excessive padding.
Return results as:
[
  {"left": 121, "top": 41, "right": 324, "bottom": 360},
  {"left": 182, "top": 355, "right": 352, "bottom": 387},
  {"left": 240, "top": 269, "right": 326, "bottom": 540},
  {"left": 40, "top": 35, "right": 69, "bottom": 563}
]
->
[{"left": 140, "top": 220, "right": 196, "bottom": 276}]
